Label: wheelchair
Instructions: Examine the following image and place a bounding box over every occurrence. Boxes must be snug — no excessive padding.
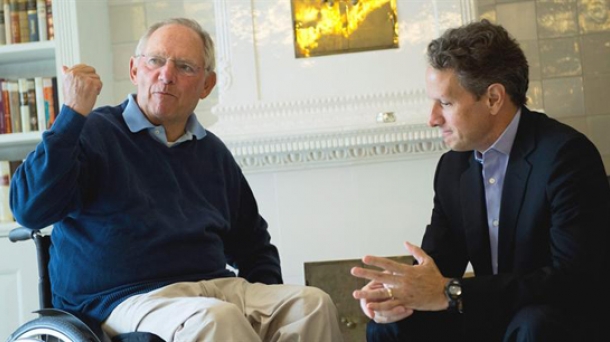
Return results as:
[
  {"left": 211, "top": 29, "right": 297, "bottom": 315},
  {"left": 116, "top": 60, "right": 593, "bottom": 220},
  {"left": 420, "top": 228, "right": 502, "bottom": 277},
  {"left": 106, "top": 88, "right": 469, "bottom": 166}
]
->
[{"left": 5, "top": 227, "right": 163, "bottom": 342}]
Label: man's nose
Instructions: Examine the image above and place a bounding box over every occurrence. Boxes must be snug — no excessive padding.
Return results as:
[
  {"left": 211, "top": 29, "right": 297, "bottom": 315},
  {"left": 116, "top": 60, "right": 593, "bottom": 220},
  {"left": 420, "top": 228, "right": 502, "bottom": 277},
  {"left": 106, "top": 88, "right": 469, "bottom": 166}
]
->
[
  {"left": 158, "top": 60, "right": 177, "bottom": 84},
  {"left": 428, "top": 103, "right": 444, "bottom": 127}
]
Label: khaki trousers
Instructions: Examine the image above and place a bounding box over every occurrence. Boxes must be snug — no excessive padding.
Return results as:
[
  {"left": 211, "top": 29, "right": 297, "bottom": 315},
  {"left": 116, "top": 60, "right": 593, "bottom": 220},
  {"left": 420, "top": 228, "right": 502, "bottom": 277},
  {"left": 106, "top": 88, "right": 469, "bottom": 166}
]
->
[{"left": 102, "top": 277, "right": 343, "bottom": 342}]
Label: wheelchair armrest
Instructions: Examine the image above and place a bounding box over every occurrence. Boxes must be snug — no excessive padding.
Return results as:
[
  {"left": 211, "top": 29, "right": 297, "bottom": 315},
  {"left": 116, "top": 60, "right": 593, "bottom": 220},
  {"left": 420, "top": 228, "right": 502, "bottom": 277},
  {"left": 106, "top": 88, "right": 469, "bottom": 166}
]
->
[{"left": 8, "top": 227, "right": 41, "bottom": 242}]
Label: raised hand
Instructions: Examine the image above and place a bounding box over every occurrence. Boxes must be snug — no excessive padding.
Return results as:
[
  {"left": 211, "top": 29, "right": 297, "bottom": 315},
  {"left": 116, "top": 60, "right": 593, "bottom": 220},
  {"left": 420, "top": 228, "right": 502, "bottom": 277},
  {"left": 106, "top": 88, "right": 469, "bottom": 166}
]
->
[{"left": 62, "top": 64, "right": 103, "bottom": 116}]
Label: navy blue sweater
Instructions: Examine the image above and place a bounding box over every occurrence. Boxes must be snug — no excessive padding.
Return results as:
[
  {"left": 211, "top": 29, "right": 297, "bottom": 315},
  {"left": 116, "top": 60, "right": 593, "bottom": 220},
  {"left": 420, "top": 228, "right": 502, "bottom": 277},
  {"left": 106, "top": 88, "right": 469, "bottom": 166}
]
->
[{"left": 10, "top": 101, "right": 282, "bottom": 323}]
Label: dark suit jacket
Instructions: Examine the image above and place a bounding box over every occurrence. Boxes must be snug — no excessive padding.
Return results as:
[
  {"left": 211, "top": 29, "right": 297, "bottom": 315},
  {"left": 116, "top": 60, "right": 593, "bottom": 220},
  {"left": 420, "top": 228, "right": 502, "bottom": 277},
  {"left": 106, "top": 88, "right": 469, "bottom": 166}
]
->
[{"left": 421, "top": 107, "right": 610, "bottom": 338}]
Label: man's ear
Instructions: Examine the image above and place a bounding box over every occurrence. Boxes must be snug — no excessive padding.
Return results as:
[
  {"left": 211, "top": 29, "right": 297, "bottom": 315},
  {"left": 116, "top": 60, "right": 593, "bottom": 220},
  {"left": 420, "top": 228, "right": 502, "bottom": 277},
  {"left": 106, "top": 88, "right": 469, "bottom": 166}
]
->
[
  {"left": 200, "top": 71, "right": 217, "bottom": 99},
  {"left": 129, "top": 57, "right": 138, "bottom": 85},
  {"left": 487, "top": 83, "right": 505, "bottom": 115}
]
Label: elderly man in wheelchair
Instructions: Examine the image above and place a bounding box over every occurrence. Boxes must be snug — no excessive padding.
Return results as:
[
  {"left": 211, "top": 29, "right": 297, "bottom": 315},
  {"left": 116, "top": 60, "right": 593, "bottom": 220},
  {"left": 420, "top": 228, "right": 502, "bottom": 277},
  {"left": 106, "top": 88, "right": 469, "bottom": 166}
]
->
[{"left": 6, "top": 17, "right": 342, "bottom": 342}]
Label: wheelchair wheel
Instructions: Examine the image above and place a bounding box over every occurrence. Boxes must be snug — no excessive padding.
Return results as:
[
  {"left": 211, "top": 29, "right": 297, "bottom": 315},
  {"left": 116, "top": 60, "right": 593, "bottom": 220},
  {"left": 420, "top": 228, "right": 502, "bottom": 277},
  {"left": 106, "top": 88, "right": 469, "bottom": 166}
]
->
[{"left": 7, "top": 316, "right": 98, "bottom": 342}]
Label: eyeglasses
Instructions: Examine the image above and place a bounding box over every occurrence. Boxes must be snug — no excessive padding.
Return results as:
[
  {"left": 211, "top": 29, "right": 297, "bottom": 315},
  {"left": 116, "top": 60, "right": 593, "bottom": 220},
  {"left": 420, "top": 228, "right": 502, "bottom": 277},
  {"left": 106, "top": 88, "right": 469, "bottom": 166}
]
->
[{"left": 136, "top": 54, "right": 203, "bottom": 77}]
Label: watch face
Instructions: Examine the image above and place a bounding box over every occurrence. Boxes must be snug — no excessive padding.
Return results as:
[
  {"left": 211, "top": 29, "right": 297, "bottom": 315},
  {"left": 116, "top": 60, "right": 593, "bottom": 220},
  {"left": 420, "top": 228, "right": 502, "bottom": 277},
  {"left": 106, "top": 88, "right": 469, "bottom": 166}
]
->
[{"left": 449, "top": 284, "right": 462, "bottom": 297}]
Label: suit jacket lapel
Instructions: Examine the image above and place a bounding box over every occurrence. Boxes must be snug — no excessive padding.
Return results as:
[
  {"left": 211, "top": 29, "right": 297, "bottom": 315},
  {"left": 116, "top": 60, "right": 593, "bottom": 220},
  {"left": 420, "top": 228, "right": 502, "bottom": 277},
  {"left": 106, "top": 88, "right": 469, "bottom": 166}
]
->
[
  {"left": 498, "top": 107, "right": 535, "bottom": 273},
  {"left": 461, "top": 156, "right": 493, "bottom": 275}
]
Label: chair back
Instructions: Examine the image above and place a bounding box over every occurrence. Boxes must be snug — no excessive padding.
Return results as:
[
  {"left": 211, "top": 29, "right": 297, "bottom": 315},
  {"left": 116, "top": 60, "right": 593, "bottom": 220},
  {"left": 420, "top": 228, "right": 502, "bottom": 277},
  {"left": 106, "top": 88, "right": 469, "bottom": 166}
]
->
[
  {"left": 9, "top": 227, "right": 52, "bottom": 310},
  {"left": 33, "top": 233, "right": 52, "bottom": 309}
]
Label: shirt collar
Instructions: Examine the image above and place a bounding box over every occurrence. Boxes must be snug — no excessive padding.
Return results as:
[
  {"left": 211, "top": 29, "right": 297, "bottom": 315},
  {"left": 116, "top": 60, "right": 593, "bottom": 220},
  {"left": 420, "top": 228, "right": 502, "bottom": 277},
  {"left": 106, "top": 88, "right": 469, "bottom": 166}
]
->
[
  {"left": 474, "top": 108, "right": 521, "bottom": 162},
  {"left": 122, "top": 93, "right": 207, "bottom": 140}
]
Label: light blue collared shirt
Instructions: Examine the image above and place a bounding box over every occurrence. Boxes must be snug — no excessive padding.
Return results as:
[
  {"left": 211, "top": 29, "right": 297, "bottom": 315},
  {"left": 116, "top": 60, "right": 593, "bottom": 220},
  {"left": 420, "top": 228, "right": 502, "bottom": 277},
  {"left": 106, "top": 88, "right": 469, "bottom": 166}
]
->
[
  {"left": 122, "top": 94, "right": 207, "bottom": 147},
  {"left": 474, "top": 109, "right": 521, "bottom": 274}
]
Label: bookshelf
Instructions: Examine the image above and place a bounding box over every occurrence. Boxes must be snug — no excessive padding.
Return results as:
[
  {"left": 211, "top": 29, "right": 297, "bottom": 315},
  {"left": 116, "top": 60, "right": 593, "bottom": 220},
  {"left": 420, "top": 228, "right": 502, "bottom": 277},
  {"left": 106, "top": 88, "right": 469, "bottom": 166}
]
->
[
  {"left": 0, "top": 40, "right": 55, "bottom": 63},
  {"left": 0, "top": 19, "right": 57, "bottom": 232},
  {"left": 0, "top": 0, "right": 115, "bottom": 226},
  {"left": 0, "top": 41, "right": 54, "bottom": 161},
  {"left": 0, "top": 7, "right": 56, "bottom": 160},
  {"left": 0, "top": 0, "right": 114, "bottom": 163}
]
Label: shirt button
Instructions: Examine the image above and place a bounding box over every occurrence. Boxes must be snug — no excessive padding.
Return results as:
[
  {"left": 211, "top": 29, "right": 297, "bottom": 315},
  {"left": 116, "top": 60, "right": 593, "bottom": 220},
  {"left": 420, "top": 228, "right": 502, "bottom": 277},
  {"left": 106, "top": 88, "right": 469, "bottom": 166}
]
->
[
  {"left": 155, "top": 130, "right": 160, "bottom": 134},
  {"left": 489, "top": 178, "right": 496, "bottom": 184},
  {"left": 493, "top": 219, "right": 499, "bottom": 227}
]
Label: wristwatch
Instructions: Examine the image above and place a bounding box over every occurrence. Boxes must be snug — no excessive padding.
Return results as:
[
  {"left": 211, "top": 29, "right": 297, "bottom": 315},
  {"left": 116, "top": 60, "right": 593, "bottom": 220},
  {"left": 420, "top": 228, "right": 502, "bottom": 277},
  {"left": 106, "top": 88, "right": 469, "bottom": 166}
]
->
[{"left": 445, "top": 278, "right": 463, "bottom": 313}]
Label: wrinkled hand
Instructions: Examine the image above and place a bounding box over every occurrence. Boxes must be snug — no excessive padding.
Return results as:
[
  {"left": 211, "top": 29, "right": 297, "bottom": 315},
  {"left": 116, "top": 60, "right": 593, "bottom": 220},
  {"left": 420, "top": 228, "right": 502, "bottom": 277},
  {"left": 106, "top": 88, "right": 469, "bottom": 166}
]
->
[
  {"left": 351, "top": 242, "right": 449, "bottom": 323},
  {"left": 62, "top": 64, "right": 103, "bottom": 116}
]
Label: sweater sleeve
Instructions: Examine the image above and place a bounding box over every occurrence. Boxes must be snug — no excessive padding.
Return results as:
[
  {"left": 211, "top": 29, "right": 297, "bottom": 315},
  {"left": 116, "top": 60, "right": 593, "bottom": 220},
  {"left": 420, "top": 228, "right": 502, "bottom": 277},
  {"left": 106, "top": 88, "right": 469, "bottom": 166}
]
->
[
  {"left": 221, "top": 160, "right": 283, "bottom": 285},
  {"left": 10, "top": 105, "right": 88, "bottom": 229}
]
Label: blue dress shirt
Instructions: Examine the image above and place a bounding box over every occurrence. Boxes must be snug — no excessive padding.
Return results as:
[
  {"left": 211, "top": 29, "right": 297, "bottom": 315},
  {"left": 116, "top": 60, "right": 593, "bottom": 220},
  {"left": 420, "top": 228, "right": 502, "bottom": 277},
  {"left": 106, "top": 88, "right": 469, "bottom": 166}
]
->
[{"left": 474, "top": 110, "right": 521, "bottom": 274}]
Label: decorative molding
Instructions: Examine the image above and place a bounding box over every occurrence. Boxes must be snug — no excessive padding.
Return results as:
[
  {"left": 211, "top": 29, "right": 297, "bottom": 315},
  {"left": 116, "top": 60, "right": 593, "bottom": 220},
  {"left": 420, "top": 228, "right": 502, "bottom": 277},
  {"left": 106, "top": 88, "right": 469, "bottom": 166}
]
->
[
  {"left": 211, "top": 88, "right": 431, "bottom": 136},
  {"left": 211, "top": 89, "right": 445, "bottom": 172},
  {"left": 223, "top": 123, "right": 447, "bottom": 173},
  {"left": 54, "top": 1, "right": 78, "bottom": 68},
  {"left": 214, "top": 0, "right": 233, "bottom": 97},
  {"left": 461, "top": 0, "right": 477, "bottom": 23}
]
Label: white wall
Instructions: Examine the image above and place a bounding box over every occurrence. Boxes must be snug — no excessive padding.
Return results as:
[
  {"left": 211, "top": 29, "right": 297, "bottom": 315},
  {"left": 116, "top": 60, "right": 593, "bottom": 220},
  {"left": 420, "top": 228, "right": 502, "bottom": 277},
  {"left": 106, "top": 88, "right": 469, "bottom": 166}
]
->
[
  {"left": 247, "top": 154, "right": 441, "bottom": 285},
  {"left": 0, "top": 237, "right": 39, "bottom": 338}
]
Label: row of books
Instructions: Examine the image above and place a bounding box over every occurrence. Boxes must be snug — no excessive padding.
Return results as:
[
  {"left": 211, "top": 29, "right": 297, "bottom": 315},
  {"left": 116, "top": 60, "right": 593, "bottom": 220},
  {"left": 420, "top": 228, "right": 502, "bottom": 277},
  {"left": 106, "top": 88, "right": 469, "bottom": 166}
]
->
[
  {"left": 0, "top": 0, "right": 53, "bottom": 45},
  {"left": 0, "top": 159, "right": 20, "bottom": 222},
  {"left": 0, "top": 76, "right": 58, "bottom": 134}
]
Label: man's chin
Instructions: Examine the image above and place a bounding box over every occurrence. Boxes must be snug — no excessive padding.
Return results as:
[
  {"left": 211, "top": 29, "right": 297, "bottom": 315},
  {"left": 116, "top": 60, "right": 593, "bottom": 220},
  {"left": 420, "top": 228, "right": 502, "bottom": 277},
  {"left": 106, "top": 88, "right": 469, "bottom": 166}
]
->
[
  {"left": 442, "top": 139, "right": 456, "bottom": 150},
  {"left": 446, "top": 142, "right": 469, "bottom": 152}
]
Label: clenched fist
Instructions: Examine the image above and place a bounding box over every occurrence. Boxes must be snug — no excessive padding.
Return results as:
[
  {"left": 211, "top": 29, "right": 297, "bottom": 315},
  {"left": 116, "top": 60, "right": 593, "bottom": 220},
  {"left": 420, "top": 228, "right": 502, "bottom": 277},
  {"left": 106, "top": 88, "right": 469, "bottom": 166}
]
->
[{"left": 62, "top": 64, "right": 103, "bottom": 116}]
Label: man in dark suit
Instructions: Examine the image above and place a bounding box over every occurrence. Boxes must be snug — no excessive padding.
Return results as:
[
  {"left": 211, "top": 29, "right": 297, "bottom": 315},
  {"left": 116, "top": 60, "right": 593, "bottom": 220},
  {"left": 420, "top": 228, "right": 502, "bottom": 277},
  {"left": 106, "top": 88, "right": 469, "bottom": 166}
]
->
[{"left": 351, "top": 19, "right": 610, "bottom": 342}]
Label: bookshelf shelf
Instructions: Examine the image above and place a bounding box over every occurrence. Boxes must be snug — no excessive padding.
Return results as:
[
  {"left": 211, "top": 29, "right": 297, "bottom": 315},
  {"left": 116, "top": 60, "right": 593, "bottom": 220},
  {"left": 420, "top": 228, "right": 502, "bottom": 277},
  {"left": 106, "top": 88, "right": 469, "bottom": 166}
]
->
[
  {"left": 0, "top": 131, "right": 42, "bottom": 161},
  {"left": 0, "top": 40, "right": 56, "bottom": 64}
]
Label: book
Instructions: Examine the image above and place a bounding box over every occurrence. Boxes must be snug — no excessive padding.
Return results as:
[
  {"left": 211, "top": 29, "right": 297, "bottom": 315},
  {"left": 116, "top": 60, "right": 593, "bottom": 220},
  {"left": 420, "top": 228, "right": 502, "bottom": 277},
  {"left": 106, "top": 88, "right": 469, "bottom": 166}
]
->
[
  {"left": 0, "top": 160, "right": 13, "bottom": 223},
  {"left": 50, "top": 76, "right": 58, "bottom": 119},
  {"left": 42, "top": 76, "right": 54, "bottom": 128},
  {"left": 26, "top": 0, "right": 36, "bottom": 42},
  {"left": 44, "top": 0, "right": 50, "bottom": 40},
  {"left": 0, "top": 80, "right": 5, "bottom": 133},
  {"left": 17, "top": 0, "right": 27, "bottom": 43},
  {"left": 34, "top": 76, "right": 45, "bottom": 130},
  {"left": 18, "top": 78, "right": 31, "bottom": 132},
  {"left": 8, "top": 159, "right": 21, "bottom": 175},
  {"left": 2, "top": 0, "right": 9, "bottom": 44},
  {"left": 9, "top": 0, "right": 19, "bottom": 43},
  {"left": 0, "top": 81, "right": 4, "bottom": 133},
  {"left": 0, "top": 5, "right": 5, "bottom": 45},
  {"left": 8, "top": 159, "right": 23, "bottom": 178},
  {"left": 6, "top": 80, "right": 23, "bottom": 133},
  {"left": 35, "top": 0, "right": 44, "bottom": 41},
  {"left": 1, "top": 79, "right": 10, "bottom": 133},
  {"left": 7, "top": 80, "right": 20, "bottom": 133},
  {"left": 26, "top": 78, "right": 37, "bottom": 130}
]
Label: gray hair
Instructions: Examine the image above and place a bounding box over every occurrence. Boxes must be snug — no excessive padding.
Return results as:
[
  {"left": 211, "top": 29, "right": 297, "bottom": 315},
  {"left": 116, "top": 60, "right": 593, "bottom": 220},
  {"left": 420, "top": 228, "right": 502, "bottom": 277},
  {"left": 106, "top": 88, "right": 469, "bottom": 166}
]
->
[{"left": 135, "top": 18, "right": 216, "bottom": 72}]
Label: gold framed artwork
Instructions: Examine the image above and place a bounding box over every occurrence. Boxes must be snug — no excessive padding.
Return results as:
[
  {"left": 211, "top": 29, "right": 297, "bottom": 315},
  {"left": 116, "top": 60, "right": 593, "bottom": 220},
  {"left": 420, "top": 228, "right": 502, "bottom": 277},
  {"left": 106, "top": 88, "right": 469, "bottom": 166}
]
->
[{"left": 291, "top": 0, "right": 398, "bottom": 58}]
